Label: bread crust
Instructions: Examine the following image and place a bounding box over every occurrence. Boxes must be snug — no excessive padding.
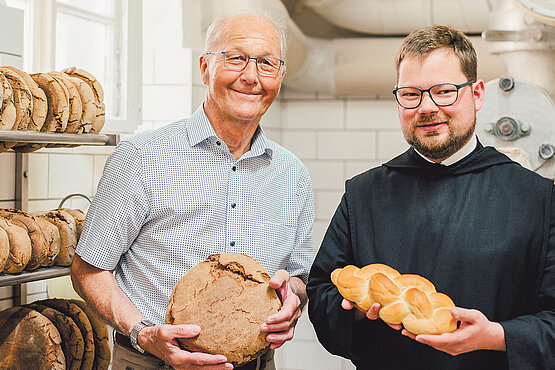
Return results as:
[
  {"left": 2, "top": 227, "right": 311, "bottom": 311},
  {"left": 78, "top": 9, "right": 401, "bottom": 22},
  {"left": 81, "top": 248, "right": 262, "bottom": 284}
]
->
[
  {"left": 331, "top": 263, "right": 458, "bottom": 335},
  {"left": 62, "top": 67, "right": 104, "bottom": 133},
  {"left": 166, "top": 253, "right": 281, "bottom": 366},
  {"left": 0, "top": 217, "right": 32, "bottom": 274},
  {"left": 32, "top": 210, "right": 76, "bottom": 266}
]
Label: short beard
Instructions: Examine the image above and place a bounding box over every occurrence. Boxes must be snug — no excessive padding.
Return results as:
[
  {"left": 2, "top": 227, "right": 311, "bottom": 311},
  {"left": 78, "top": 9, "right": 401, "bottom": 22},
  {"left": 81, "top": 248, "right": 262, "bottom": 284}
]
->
[{"left": 406, "top": 115, "right": 476, "bottom": 161}]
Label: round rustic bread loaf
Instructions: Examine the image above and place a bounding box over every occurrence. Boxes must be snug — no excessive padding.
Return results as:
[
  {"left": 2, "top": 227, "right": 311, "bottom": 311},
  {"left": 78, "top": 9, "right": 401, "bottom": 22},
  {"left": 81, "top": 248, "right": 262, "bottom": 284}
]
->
[
  {"left": 70, "top": 299, "right": 111, "bottom": 370},
  {"left": 32, "top": 210, "right": 77, "bottom": 266},
  {"left": 166, "top": 253, "right": 281, "bottom": 366},
  {"left": 68, "top": 76, "right": 96, "bottom": 133},
  {"left": 37, "top": 298, "right": 95, "bottom": 370},
  {"left": 49, "top": 72, "right": 82, "bottom": 133},
  {"left": 0, "top": 226, "right": 9, "bottom": 272},
  {"left": 62, "top": 67, "right": 105, "bottom": 133},
  {"left": 60, "top": 208, "right": 86, "bottom": 241},
  {"left": 2, "top": 66, "right": 46, "bottom": 131},
  {"left": 0, "top": 217, "right": 32, "bottom": 273},
  {"left": 0, "top": 72, "right": 17, "bottom": 153},
  {"left": 0, "top": 209, "right": 49, "bottom": 271},
  {"left": 0, "top": 67, "right": 32, "bottom": 130},
  {"left": 0, "top": 306, "right": 65, "bottom": 369},
  {"left": 26, "top": 303, "right": 84, "bottom": 370},
  {"left": 33, "top": 215, "right": 61, "bottom": 267}
]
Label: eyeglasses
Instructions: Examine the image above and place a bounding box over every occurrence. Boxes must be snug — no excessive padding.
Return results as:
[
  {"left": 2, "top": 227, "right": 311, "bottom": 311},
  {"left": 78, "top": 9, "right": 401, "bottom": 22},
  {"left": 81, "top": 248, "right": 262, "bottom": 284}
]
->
[
  {"left": 205, "top": 51, "right": 284, "bottom": 76},
  {"left": 392, "top": 80, "right": 475, "bottom": 109}
]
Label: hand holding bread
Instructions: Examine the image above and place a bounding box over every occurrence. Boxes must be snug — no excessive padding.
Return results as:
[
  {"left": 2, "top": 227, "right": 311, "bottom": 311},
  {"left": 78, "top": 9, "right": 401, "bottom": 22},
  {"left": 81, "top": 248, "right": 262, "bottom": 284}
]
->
[{"left": 331, "top": 263, "right": 457, "bottom": 335}]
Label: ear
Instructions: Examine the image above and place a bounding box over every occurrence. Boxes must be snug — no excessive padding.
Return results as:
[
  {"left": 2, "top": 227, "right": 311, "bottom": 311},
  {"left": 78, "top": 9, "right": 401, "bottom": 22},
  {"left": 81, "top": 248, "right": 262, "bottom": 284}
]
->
[
  {"left": 472, "top": 79, "right": 485, "bottom": 112},
  {"left": 199, "top": 54, "right": 210, "bottom": 86}
]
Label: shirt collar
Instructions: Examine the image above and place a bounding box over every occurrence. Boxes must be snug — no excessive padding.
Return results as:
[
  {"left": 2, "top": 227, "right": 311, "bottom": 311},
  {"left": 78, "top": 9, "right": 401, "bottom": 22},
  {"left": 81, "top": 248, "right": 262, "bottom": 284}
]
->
[
  {"left": 415, "top": 135, "right": 478, "bottom": 166},
  {"left": 186, "top": 105, "right": 273, "bottom": 159}
]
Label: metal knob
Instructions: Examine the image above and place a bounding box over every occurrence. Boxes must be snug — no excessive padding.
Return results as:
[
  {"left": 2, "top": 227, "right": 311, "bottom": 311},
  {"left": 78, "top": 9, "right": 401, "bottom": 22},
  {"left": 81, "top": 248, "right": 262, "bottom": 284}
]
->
[
  {"left": 539, "top": 144, "right": 555, "bottom": 160},
  {"left": 499, "top": 76, "right": 515, "bottom": 92}
]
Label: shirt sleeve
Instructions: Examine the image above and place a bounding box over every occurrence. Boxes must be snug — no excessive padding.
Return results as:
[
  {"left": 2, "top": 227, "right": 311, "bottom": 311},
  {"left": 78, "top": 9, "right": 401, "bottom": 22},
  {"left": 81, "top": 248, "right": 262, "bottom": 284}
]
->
[
  {"left": 501, "top": 185, "right": 555, "bottom": 370},
  {"left": 285, "top": 165, "right": 315, "bottom": 284},
  {"left": 76, "top": 140, "right": 150, "bottom": 270}
]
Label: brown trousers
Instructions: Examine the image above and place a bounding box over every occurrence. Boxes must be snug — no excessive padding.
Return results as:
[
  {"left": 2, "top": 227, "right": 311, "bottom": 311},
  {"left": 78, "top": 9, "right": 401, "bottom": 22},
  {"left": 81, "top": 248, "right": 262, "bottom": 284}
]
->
[{"left": 112, "top": 335, "right": 276, "bottom": 370}]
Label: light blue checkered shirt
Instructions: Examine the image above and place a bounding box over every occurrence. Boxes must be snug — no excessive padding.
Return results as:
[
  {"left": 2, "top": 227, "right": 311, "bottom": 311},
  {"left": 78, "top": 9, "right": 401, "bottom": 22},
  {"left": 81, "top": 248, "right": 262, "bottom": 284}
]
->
[{"left": 76, "top": 106, "right": 314, "bottom": 324}]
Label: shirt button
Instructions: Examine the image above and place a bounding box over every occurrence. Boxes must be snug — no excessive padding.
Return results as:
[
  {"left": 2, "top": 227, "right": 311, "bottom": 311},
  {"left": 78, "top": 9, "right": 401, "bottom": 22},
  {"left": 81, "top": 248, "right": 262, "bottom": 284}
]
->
[
  {"left": 232, "top": 166, "right": 237, "bottom": 172},
  {"left": 216, "top": 141, "right": 221, "bottom": 146},
  {"left": 231, "top": 203, "right": 236, "bottom": 209},
  {"left": 230, "top": 241, "right": 235, "bottom": 247}
]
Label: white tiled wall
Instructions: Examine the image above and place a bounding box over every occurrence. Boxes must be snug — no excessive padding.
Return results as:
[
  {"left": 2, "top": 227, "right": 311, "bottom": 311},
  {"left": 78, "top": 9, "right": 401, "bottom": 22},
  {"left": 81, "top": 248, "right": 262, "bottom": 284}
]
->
[{"left": 0, "top": 1, "right": 411, "bottom": 369}]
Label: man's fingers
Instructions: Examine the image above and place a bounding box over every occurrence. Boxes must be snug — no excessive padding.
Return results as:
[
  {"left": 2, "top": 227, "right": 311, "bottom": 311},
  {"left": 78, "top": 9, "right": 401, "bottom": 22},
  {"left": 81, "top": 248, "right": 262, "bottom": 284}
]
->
[
  {"left": 163, "top": 324, "right": 201, "bottom": 339},
  {"left": 451, "top": 307, "right": 481, "bottom": 323},
  {"left": 269, "top": 269, "right": 290, "bottom": 289},
  {"left": 341, "top": 299, "right": 355, "bottom": 310},
  {"left": 365, "top": 303, "right": 381, "bottom": 320},
  {"left": 184, "top": 352, "right": 229, "bottom": 365}
]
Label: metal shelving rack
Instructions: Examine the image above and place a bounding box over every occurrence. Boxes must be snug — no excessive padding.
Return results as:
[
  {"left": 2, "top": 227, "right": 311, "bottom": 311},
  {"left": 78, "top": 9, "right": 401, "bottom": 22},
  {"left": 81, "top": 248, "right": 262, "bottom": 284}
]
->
[{"left": 0, "top": 131, "right": 119, "bottom": 304}]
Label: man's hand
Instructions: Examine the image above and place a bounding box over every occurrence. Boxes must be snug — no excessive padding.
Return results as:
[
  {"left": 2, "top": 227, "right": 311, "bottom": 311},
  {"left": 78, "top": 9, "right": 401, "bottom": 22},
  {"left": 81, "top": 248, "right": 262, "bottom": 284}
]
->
[
  {"left": 401, "top": 307, "right": 506, "bottom": 355},
  {"left": 341, "top": 299, "right": 403, "bottom": 330},
  {"left": 261, "top": 270, "right": 304, "bottom": 349},
  {"left": 139, "top": 324, "right": 233, "bottom": 369}
]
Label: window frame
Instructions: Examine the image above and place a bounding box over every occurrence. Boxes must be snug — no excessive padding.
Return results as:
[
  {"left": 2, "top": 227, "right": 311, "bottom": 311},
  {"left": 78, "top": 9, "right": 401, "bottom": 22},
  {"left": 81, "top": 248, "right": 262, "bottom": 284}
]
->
[{"left": 6, "top": 0, "right": 142, "bottom": 133}]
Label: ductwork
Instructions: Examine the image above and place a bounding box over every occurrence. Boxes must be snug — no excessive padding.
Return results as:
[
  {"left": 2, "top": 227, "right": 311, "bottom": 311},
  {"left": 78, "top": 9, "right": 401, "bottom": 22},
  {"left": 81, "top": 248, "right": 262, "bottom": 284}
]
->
[
  {"left": 298, "top": 0, "right": 490, "bottom": 35},
  {"left": 199, "top": 0, "right": 506, "bottom": 97}
]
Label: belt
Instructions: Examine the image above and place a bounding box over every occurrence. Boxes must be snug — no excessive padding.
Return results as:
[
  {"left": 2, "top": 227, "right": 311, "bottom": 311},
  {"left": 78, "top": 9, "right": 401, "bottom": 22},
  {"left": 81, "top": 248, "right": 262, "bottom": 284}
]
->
[{"left": 115, "top": 332, "right": 268, "bottom": 369}]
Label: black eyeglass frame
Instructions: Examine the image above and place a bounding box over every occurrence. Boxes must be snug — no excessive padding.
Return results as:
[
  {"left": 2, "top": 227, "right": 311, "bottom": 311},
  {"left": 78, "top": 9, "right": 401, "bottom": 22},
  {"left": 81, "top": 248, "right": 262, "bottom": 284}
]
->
[
  {"left": 392, "top": 80, "right": 475, "bottom": 109},
  {"left": 205, "top": 51, "right": 285, "bottom": 76}
]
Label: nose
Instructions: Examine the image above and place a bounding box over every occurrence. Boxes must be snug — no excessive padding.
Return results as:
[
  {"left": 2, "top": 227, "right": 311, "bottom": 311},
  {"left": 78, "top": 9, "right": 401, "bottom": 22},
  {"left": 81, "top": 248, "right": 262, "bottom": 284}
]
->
[
  {"left": 240, "top": 59, "right": 259, "bottom": 84},
  {"left": 417, "top": 91, "right": 439, "bottom": 114}
]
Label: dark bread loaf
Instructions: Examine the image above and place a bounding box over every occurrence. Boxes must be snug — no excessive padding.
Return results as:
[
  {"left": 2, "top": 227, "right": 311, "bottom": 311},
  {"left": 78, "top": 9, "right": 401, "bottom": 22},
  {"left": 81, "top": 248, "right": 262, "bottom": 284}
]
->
[
  {"left": 32, "top": 209, "right": 77, "bottom": 266},
  {"left": 33, "top": 215, "right": 61, "bottom": 267},
  {"left": 166, "top": 253, "right": 281, "bottom": 366},
  {"left": 0, "top": 217, "right": 32, "bottom": 273},
  {"left": 0, "top": 226, "right": 8, "bottom": 271},
  {"left": 70, "top": 299, "right": 111, "bottom": 370},
  {"left": 0, "top": 306, "right": 65, "bottom": 369},
  {"left": 36, "top": 298, "right": 95, "bottom": 370},
  {"left": 0, "top": 209, "right": 48, "bottom": 271},
  {"left": 26, "top": 303, "right": 85, "bottom": 370}
]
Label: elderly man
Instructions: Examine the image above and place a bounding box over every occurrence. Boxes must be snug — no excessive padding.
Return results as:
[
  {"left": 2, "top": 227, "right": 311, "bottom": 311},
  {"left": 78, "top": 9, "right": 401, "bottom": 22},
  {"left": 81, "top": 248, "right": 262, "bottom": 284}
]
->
[
  {"left": 307, "top": 25, "right": 554, "bottom": 369},
  {"left": 71, "top": 13, "right": 314, "bottom": 370}
]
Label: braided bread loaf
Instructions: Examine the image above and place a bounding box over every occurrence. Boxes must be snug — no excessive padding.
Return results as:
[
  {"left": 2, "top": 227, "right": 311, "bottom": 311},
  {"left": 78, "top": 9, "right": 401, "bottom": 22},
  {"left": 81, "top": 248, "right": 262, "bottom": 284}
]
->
[{"left": 331, "top": 264, "right": 457, "bottom": 334}]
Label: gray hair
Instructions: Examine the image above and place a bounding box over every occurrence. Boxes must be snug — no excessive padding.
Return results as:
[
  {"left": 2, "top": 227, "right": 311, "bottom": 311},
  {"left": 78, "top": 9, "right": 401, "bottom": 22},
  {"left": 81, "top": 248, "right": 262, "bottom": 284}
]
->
[{"left": 204, "top": 13, "right": 288, "bottom": 60}]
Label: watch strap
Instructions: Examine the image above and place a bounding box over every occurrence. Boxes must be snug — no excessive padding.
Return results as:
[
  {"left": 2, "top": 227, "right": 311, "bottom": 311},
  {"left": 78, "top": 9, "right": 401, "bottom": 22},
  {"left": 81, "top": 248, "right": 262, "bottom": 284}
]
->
[{"left": 129, "top": 319, "right": 155, "bottom": 353}]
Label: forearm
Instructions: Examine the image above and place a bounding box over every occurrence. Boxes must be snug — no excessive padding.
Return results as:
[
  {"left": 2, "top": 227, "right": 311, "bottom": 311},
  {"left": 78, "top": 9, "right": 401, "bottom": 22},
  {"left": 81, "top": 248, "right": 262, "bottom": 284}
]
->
[
  {"left": 70, "top": 254, "right": 145, "bottom": 336},
  {"left": 290, "top": 276, "right": 308, "bottom": 311}
]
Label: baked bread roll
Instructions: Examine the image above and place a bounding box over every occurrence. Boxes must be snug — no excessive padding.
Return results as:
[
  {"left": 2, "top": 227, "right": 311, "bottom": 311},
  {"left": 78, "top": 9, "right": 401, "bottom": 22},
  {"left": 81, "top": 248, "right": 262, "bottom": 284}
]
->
[
  {"left": 26, "top": 303, "right": 85, "bottom": 370},
  {"left": 166, "top": 253, "right": 281, "bottom": 366},
  {"left": 0, "top": 217, "right": 32, "bottom": 273},
  {"left": 0, "top": 306, "right": 65, "bottom": 370},
  {"left": 37, "top": 298, "right": 95, "bottom": 370},
  {"left": 331, "top": 264, "right": 457, "bottom": 335},
  {"left": 68, "top": 76, "right": 96, "bottom": 133},
  {"left": 33, "top": 210, "right": 77, "bottom": 266},
  {"left": 70, "top": 299, "right": 111, "bottom": 370},
  {"left": 0, "top": 209, "right": 48, "bottom": 271}
]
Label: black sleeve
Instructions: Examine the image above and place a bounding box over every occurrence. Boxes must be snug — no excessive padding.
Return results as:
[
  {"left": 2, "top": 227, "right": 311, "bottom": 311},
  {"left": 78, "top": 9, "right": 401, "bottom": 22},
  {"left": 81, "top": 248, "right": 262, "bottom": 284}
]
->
[
  {"left": 501, "top": 185, "right": 555, "bottom": 370},
  {"left": 307, "top": 190, "right": 386, "bottom": 360}
]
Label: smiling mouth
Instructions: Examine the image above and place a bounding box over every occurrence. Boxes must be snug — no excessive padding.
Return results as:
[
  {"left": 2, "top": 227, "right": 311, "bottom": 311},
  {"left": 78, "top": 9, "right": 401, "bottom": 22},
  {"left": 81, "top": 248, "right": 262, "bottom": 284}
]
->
[{"left": 233, "top": 89, "right": 260, "bottom": 96}]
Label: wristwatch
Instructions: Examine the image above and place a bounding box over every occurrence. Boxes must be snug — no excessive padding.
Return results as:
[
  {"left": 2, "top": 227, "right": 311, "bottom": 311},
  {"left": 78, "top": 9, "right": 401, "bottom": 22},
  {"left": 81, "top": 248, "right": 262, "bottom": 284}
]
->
[{"left": 130, "top": 319, "right": 156, "bottom": 353}]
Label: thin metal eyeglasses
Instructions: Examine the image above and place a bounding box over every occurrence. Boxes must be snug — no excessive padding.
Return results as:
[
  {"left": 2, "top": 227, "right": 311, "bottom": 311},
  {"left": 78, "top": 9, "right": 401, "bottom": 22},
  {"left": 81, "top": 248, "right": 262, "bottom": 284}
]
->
[
  {"left": 205, "top": 51, "right": 284, "bottom": 76},
  {"left": 392, "top": 80, "right": 475, "bottom": 109}
]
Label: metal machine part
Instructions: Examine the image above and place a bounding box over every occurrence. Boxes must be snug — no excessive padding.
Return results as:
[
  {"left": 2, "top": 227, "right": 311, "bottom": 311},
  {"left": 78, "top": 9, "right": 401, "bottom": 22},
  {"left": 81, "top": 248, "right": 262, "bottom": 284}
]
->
[{"left": 476, "top": 77, "right": 555, "bottom": 179}]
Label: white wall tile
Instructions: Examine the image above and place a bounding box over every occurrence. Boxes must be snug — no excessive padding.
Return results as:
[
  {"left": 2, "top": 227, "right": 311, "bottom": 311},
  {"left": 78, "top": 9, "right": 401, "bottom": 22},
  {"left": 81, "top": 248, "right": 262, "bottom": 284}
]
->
[
  {"left": 154, "top": 47, "right": 192, "bottom": 85},
  {"left": 293, "top": 311, "right": 316, "bottom": 341},
  {"left": 304, "top": 160, "right": 345, "bottom": 191},
  {"left": 143, "top": 48, "right": 155, "bottom": 85},
  {"left": 260, "top": 99, "right": 282, "bottom": 130},
  {"left": 143, "top": 85, "right": 192, "bottom": 121},
  {"left": 48, "top": 154, "right": 94, "bottom": 199},
  {"left": 315, "top": 190, "right": 343, "bottom": 221},
  {"left": 345, "top": 160, "right": 383, "bottom": 180},
  {"left": 0, "top": 298, "right": 13, "bottom": 310},
  {"left": 346, "top": 100, "right": 399, "bottom": 130},
  {"left": 28, "top": 153, "right": 49, "bottom": 199},
  {"left": 317, "top": 131, "right": 376, "bottom": 160},
  {"left": 280, "top": 87, "right": 317, "bottom": 100},
  {"left": 0, "top": 201, "right": 15, "bottom": 208},
  {"left": 192, "top": 85, "right": 206, "bottom": 113},
  {"left": 283, "top": 101, "right": 344, "bottom": 130},
  {"left": 28, "top": 199, "right": 62, "bottom": 212},
  {"left": 377, "top": 130, "right": 409, "bottom": 160},
  {"left": 0, "top": 151, "right": 15, "bottom": 200},
  {"left": 281, "top": 130, "right": 316, "bottom": 160},
  {"left": 26, "top": 280, "right": 47, "bottom": 294},
  {"left": 313, "top": 220, "right": 331, "bottom": 253},
  {"left": 263, "top": 128, "right": 281, "bottom": 144}
]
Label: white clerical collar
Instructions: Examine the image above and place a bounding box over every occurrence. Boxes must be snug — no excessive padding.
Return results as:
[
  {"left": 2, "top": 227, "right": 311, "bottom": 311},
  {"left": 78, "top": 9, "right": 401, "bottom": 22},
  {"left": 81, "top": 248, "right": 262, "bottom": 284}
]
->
[{"left": 415, "top": 135, "right": 478, "bottom": 166}]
